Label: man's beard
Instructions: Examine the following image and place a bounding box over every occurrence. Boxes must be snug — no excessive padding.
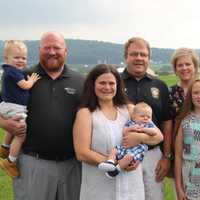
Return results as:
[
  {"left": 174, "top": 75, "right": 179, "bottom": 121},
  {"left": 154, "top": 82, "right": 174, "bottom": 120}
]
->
[{"left": 40, "top": 56, "right": 65, "bottom": 72}]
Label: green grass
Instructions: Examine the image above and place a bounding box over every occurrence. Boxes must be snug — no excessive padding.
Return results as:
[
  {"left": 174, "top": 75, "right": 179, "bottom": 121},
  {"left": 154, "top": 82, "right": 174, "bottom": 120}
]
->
[
  {"left": 0, "top": 74, "right": 177, "bottom": 200},
  {"left": 159, "top": 74, "right": 178, "bottom": 87},
  {"left": 0, "top": 129, "right": 13, "bottom": 200},
  {"left": 164, "top": 178, "right": 176, "bottom": 200}
]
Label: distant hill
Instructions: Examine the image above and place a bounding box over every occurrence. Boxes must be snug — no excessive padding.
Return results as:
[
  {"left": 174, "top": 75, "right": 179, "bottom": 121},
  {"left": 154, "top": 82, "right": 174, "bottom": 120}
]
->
[
  {"left": 0, "top": 39, "right": 124, "bottom": 65},
  {"left": 0, "top": 39, "right": 199, "bottom": 72}
]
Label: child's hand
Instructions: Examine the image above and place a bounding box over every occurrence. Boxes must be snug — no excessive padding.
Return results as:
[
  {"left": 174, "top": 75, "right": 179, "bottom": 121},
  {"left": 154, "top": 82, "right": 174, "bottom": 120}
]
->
[
  {"left": 124, "top": 160, "right": 140, "bottom": 171},
  {"left": 125, "top": 125, "right": 141, "bottom": 132},
  {"left": 18, "top": 73, "right": 41, "bottom": 90},
  {"left": 137, "top": 127, "right": 149, "bottom": 133},
  {"left": 118, "top": 154, "right": 132, "bottom": 170},
  {"left": 135, "top": 126, "right": 143, "bottom": 133},
  {"left": 27, "top": 73, "right": 41, "bottom": 84}
]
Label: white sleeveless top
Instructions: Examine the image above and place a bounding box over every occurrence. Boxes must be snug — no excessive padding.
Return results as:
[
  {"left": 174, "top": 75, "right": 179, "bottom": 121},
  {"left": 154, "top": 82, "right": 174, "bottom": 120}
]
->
[{"left": 80, "top": 106, "right": 129, "bottom": 200}]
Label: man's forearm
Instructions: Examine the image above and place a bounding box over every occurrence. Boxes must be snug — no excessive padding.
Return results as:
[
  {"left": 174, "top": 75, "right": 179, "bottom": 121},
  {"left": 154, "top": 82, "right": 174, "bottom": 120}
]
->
[
  {"left": 141, "top": 127, "right": 158, "bottom": 136},
  {"left": 162, "top": 120, "right": 173, "bottom": 157}
]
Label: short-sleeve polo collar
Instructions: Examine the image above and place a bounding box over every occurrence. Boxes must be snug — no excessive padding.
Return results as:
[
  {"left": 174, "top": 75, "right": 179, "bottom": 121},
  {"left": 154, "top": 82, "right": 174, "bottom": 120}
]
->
[
  {"left": 37, "top": 63, "right": 72, "bottom": 78},
  {"left": 121, "top": 68, "right": 153, "bottom": 81}
]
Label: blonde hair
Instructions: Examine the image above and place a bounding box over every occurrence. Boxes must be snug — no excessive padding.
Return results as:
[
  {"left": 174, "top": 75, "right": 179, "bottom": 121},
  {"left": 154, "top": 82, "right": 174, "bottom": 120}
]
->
[
  {"left": 124, "top": 37, "right": 151, "bottom": 59},
  {"left": 133, "top": 102, "right": 152, "bottom": 115},
  {"left": 171, "top": 48, "right": 199, "bottom": 73},
  {"left": 3, "top": 40, "right": 27, "bottom": 60}
]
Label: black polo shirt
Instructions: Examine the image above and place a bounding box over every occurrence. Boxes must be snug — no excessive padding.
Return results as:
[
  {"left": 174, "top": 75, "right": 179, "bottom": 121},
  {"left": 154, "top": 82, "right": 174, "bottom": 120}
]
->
[
  {"left": 22, "top": 64, "right": 84, "bottom": 159},
  {"left": 121, "top": 69, "right": 172, "bottom": 149}
]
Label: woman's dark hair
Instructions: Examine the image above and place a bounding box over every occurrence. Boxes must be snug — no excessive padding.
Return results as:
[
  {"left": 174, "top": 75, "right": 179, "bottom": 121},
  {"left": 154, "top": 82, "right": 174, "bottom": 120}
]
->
[{"left": 80, "top": 64, "right": 128, "bottom": 112}]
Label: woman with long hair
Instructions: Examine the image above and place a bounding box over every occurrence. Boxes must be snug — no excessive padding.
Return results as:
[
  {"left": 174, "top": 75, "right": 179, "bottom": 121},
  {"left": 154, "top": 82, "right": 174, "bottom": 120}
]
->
[
  {"left": 73, "top": 64, "right": 163, "bottom": 200},
  {"left": 170, "top": 48, "right": 199, "bottom": 117},
  {"left": 170, "top": 48, "right": 199, "bottom": 199}
]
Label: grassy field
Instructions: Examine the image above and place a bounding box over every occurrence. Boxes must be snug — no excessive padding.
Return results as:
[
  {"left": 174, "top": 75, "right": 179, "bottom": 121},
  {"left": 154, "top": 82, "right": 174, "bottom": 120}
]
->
[
  {"left": 159, "top": 74, "right": 178, "bottom": 86},
  {"left": 0, "top": 74, "right": 178, "bottom": 200},
  {"left": 0, "top": 129, "right": 13, "bottom": 200}
]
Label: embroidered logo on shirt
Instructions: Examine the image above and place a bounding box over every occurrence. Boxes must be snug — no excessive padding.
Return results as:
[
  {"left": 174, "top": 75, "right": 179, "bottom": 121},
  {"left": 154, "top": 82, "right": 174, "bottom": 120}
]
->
[
  {"left": 150, "top": 87, "right": 159, "bottom": 99},
  {"left": 64, "top": 87, "right": 76, "bottom": 94}
]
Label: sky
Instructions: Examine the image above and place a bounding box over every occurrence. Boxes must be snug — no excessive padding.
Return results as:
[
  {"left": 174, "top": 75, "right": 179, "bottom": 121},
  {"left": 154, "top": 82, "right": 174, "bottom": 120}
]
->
[{"left": 1, "top": 0, "right": 200, "bottom": 48}]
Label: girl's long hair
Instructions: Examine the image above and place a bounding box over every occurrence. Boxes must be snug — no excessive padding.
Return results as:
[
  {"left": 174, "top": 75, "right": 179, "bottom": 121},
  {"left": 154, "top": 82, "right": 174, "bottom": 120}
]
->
[{"left": 174, "top": 77, "right": 200, "bottom": 134}]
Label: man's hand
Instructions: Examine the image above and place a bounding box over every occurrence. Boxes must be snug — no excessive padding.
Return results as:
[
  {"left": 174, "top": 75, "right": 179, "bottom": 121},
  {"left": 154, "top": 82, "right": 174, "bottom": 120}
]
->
[
  {"left": 155, "top": 158, "right": 171, "bottom": 182},
  {"left": 0, "top": 116, "right": 27, "bottom": 136}
]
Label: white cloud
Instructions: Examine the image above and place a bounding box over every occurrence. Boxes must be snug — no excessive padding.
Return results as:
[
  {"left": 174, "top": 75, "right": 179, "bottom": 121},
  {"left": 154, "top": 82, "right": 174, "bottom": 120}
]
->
[{"left": 0, "top": 0, "right": 200, "bottom": 48}]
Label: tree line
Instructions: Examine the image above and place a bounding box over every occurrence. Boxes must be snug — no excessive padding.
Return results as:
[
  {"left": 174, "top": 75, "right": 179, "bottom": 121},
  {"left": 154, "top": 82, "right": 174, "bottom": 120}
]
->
[{"left": 0, "top": 39, "right": 199, "bottom": 70}]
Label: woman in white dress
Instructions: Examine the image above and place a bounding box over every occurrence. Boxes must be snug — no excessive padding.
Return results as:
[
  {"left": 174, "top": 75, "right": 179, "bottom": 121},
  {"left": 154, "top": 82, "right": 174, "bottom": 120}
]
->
[{"left": 73, "top": 64, "right": 163, "bottom": 200}]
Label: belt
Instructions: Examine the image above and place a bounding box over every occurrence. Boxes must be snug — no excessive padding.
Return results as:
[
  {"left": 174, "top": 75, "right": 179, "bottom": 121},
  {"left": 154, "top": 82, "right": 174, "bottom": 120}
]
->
[{"left": 23, "top": 150, "right": 68, "bottom": 162}]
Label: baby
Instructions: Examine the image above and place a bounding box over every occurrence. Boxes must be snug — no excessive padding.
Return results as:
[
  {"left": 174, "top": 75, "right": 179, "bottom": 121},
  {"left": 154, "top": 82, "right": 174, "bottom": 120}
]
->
[{"left": 98, "top": 102, "right": 162, "bottom": 177}]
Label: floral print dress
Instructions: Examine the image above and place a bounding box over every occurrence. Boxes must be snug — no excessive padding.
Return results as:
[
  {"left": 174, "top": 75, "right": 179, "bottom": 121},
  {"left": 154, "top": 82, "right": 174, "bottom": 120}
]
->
[{"left": 169, "top": 84, "right": 185, "bottom": 118}]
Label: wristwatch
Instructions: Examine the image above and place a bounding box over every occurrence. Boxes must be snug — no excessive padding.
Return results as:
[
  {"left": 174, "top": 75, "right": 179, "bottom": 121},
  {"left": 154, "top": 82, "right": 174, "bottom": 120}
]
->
[{"left": 162, "top": 153, "right": 173, "bottom": 161}]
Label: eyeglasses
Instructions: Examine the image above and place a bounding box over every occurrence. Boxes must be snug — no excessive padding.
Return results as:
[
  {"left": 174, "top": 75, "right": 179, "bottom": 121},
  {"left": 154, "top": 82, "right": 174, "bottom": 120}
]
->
[{"left": 129, "top": 51, "right": 149, "bottom": 58}]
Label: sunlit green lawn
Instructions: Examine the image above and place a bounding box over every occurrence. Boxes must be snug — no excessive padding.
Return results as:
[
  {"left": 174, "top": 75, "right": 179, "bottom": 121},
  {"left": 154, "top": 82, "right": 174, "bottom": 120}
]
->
[
  {"left": 159, "top": 74, "right": 178, "bottom": 86},
  {"left": 0, "top": 129, "right": 13, "bottom": 200}
]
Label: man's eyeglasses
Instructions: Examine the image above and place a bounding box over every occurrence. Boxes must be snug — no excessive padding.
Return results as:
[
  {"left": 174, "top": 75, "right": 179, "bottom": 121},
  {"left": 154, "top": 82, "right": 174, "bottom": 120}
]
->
[{"left": 129, "top": 52, "right": 149, "bottom": 58}]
